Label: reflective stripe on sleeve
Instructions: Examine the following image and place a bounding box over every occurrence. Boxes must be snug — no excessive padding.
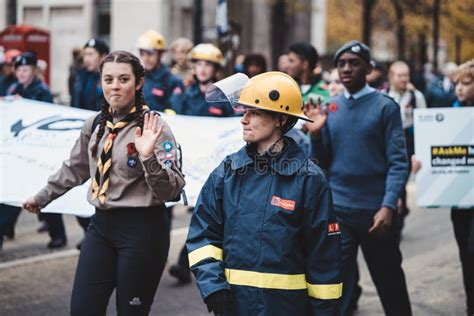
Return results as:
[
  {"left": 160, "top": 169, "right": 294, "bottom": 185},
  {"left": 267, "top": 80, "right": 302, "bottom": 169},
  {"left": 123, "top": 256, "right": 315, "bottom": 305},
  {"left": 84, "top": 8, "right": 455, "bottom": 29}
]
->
[
  {"left": 188, "top": 244, "right": 223, "bottom": 267},
  {"left": 307, "top": 282, "right": 343, "bottom": 300}
]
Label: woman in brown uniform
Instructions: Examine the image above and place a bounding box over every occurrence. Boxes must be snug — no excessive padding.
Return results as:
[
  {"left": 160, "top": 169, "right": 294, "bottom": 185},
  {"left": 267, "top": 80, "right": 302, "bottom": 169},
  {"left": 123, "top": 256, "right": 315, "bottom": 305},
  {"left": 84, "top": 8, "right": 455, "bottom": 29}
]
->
[{"left": 22, "top": 51, "right": 185, "bottom": 315}]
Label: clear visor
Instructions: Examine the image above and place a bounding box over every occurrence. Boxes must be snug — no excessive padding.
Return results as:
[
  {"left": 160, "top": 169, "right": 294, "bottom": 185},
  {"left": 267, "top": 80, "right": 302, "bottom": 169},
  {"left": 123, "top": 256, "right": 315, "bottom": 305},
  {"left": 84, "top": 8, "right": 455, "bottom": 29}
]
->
[{"left": 205, "top": 73, "right": 250, "bottom": 112}]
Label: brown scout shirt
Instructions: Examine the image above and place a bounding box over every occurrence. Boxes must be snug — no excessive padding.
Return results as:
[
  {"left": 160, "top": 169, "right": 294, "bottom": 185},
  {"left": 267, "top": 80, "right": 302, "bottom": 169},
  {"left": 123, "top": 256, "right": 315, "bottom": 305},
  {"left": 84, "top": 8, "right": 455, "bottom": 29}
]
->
[{"left": 34, "top": 111, "right": 186, "bottom": 210}]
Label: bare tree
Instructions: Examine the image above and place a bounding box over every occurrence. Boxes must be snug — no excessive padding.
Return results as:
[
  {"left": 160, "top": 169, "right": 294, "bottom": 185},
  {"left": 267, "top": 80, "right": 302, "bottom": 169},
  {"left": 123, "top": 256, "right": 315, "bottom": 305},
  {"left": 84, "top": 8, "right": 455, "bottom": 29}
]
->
[
  {"left": 432, "top": 0, "right": 440, "bottom": 70},
  {"left": 362, "top": 0, "right": 378, "bottom": 45},
  {"left": 391, "top": 0, "right": 406, "bottom": 60}
]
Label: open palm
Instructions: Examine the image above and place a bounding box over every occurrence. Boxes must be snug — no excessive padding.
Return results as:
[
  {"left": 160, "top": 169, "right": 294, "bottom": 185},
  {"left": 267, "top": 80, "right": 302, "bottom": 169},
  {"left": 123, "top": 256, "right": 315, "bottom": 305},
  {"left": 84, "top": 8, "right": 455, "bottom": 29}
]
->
[
  {"left": 135, "top": 112, "right": 163, "bottom": 160},
  {"left": 303, "top": 97, "right": 328, "bottom": 134}
]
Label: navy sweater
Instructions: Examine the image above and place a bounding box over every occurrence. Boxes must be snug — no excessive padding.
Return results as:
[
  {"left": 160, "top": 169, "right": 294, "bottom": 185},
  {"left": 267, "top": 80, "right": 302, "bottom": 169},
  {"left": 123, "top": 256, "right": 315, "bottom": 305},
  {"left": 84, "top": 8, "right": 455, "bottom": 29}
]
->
[{"left": 312, "top": 90, "right": 408, "bottom": 210}]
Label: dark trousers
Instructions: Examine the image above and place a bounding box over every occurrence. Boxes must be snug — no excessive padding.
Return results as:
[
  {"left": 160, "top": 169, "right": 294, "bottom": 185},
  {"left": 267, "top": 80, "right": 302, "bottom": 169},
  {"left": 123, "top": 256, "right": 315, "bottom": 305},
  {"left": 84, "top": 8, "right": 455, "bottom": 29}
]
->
[
  {"left": 335, "top": 205, "right": 412, "bottom": 316},
  {"left": 451, "top": 208, "right": 474, "bottom": 315},
  {"left": 42, "top": 213, "right": 67, "bottom": 241},
  {"left": 177, "top": 244, "right": 189, "bottom": 269},
  {"left": 398, "top": 129, "right": 414, "bottom": 238},
  {"left": 75, "top": 215, "right": 91, "bottom": 232},
  {"left": 70, "top": 205, "right": 170, "bottom": 316},
  {"left": 0, "top": 204, "right": 21, "bottom": 250}
]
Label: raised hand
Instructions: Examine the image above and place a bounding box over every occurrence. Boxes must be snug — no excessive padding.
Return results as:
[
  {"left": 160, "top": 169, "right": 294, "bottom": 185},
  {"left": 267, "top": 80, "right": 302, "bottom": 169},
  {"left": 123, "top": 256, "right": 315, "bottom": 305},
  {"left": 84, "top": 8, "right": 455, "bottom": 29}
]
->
[
  {"left": 135, "top": 112, "right": 164, "bottom": 160},
  {"left": 303, "top": 97, "right": 328, "bottom": 135}
]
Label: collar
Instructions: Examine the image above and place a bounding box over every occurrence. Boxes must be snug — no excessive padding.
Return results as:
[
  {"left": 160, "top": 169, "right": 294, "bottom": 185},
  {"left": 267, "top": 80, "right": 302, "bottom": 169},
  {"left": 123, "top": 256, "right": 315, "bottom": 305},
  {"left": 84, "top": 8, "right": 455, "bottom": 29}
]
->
[
  {"left": 343, "top": 83, "right": 375, "bottom": 100},
  {"left": 230, "top": 137, "right": 307, "bottom": 175}
]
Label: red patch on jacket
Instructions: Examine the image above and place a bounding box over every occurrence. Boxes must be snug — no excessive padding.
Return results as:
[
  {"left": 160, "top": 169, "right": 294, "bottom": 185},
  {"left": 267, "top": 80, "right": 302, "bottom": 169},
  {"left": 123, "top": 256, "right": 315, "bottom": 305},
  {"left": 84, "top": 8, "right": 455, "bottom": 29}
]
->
[
  {"left": 208, "top": 106, "right": 223, "bottom": 116},
  {"left": 329, "top": 103, "right": 338, "bottom": 112},
  {"left": 328, "top": 223, "right": 341, "bottom": 236},
  {"left": 271, "top": 196, "right": 296, "bottom": 211},
  {"left": 152, "top": 88, "right": 165, "bottom": 97}
]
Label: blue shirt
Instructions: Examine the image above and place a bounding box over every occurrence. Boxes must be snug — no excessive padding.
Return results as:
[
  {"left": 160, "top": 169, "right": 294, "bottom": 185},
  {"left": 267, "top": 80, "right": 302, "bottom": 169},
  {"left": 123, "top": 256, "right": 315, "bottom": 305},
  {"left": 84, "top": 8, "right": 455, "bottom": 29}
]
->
[
  {"left": 343, "top": 84, "right": 375, "bottom": 100},
  {"left": 312, "top": 90, "right": 408, "bottom": 210}
]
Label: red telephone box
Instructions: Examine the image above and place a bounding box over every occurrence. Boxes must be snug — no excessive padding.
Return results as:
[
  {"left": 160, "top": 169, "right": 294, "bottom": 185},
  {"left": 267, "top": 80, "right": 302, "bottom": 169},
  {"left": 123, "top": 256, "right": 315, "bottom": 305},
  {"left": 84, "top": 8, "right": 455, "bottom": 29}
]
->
[{"left": 0, "top": 25, "right": 51, "bottom": 84}]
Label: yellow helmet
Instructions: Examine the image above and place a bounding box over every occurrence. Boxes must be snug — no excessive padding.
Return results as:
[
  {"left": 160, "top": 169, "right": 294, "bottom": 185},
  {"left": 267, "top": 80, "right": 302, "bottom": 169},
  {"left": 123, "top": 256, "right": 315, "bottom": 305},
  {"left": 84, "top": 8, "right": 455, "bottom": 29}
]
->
[
  {"left": 238, "top": 71, "right": 312, "bottom": 121},
  {"left": 189, "top": 43, "right": 224, "bottom": 65},
  {"left": 137, "top": 30, "right": 166, "bottom": 51}
]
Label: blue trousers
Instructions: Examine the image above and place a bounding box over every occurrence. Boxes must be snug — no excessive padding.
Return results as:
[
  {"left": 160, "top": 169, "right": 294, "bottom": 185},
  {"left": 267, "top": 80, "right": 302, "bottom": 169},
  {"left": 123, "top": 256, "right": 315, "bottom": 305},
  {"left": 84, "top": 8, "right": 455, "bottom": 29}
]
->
[{"left": 335, "top": 205, "right": 412, "bottom": 316}]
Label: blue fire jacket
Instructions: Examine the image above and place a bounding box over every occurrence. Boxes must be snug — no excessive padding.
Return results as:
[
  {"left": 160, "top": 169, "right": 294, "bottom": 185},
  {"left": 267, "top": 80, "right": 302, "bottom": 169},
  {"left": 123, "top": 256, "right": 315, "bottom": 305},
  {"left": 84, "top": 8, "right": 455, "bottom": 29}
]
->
[{"left": 187, "top": 137, "right": 342, "bottom": 316}]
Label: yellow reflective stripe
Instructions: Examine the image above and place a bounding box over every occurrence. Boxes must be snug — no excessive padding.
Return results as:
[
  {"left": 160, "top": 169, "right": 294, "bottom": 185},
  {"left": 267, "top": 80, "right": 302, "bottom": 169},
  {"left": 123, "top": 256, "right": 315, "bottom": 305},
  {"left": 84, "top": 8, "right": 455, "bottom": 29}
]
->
[
  {"left": 188, "top": 245, "right": 223, "bottom": 267},
  {"left": 307, "top": 282, "right": 343, "bottom": 300},
  {"left": 224, "top": 268, "right": 342, "bottom": 299},
  {"left": 225, "top": 269, "right": 307, "bottom": 290}
]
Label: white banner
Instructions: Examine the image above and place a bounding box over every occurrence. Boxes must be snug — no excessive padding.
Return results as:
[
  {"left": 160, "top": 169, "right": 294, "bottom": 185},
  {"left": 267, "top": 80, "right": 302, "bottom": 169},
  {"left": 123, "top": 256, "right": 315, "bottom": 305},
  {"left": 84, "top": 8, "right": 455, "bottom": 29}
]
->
[
  {"left": 414, "top": 107, "right": 474, "bottom": 208},
  {"left": 0, "top": 99, "right": 244, "bottom": 216}
]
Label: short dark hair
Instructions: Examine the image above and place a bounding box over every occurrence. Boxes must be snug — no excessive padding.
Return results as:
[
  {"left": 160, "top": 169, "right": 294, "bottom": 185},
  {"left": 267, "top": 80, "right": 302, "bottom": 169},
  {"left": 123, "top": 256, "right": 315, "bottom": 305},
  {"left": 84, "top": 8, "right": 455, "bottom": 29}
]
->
[
  {"left": 243, "top": 54, "right": 267, "bottom": 72},
  {"left": 288, "top": 42, "right": 319, "bottom": 70}
]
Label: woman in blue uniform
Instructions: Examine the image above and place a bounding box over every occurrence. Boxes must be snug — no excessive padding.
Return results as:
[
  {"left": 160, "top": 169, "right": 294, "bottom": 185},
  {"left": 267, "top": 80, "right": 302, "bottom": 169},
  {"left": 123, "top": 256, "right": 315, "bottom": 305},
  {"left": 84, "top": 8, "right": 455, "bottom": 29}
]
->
[
  {"left": 186, "top": 72, "right": 342, "bottom": 315},
  {"left": 172, "top": 43, "right": 234, "bottom": 117}
]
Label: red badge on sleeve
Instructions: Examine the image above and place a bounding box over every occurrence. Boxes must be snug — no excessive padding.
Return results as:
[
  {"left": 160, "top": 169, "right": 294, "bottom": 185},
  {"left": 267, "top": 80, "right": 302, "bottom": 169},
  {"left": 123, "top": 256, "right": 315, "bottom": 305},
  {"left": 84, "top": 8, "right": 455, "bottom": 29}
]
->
[
  {"left": 328, "top": 223, "right": 341, "bottom": 236},
  {"left": 208, "top": 106, "right": 223, "bottom": 116}
]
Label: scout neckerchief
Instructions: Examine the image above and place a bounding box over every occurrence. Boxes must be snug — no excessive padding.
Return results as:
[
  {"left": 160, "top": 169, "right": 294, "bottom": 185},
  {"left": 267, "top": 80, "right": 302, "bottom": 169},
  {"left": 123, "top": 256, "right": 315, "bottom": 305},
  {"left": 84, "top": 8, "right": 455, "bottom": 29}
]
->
[{"left": 91, "top": 105, "right": 140, "bottom": 204}]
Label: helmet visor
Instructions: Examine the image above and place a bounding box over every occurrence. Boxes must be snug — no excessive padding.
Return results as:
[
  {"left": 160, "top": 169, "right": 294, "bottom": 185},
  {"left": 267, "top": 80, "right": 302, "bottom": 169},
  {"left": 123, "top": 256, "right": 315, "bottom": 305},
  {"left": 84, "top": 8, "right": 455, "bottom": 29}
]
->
[{"left": 205, "top": 73, "right": 249, "bottom": 111}]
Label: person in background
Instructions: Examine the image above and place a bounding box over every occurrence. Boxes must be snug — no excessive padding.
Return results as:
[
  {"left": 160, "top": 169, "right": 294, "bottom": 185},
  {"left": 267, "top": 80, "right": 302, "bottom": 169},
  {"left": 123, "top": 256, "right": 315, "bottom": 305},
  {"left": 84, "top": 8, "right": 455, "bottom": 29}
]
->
[
  {"left": 286, "top": 42, "right": 329, "bottom": 104},
  {"left": 7, "top": 52, "right": 68, "bottom": 249},
  {"left": 327, "top": 68, "right": 345, "bottom": 97},
  {"left": 233, "top": 54, "right": 245, "bottom": 74},
  {"left": 137, "top": 30, "right": 184, "bottom": 112},
  {"left": 0, "top": 49, "right": 21, "bottom": 96},
  {"left": 243, "top": 53, "right": 267, "bottom": 78},
  {"left": 386, "top": 60, "right": 427, "bottom": 238},
  {"left": 171, "top": 43, "right": 234, "bottom": 117},
  {"left": 366, "top": 60, "right": 388, "bottom": 91},
  {"left": 305, "top": 40, "right": 411, "bottom": 316},
  {"left": 169, "top": 37, "right": 194, "bottom": 86},
  {"left": 448, "top": 60, "right": 474, "bottom": 316},
  {"left": 425, "top": 62, "right": 458, "bottom": 108},
  {"left": 277, "top": 53, "right": 290, "bottom": 73},
  {"left": 71, "top": 38, "right": 109, "bottom": 111},
  {"left": 412, "top": 60, "right": 473, "bottom": 315},
  {"left": 68, "top": 48, "right": 84, "bottom": 101}
]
